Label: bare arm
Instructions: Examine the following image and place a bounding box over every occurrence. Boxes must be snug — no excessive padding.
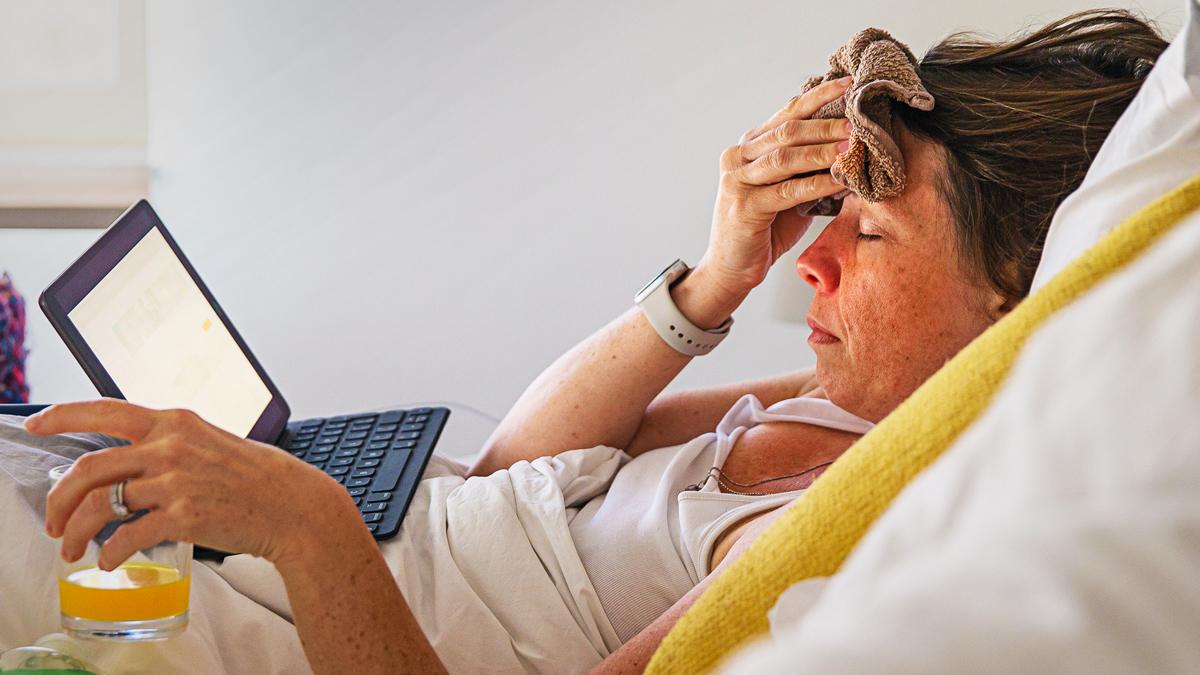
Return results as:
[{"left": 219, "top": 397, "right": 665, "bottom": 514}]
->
[
  {"left": 470, "top": 79, "right": 852, "bottom": 477},
  {"left": 31, "top": 401, "right": 447, "bottom": 675},
  {"left": 624, "top": 367, "right": 818, "bottom": 457},
  {"left": 277, "top": 491, "right": 446, "bottom": 675},
  {"left": 470, "top": 268, "right": 748, "bottom": 476}
]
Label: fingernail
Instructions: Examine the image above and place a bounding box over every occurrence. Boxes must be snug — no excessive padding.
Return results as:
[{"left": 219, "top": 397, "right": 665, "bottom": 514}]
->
[
  {"left": 836, "top": 76, "right": 854, "bottom": 86},
  {"left": 836, "top": 140, "right": 850, "bottom": 153}
]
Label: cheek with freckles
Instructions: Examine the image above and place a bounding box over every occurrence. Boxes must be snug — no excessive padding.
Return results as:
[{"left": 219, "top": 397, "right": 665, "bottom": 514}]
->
[{"left": 837, "top": 259, "right": 924, "bottom": 414}]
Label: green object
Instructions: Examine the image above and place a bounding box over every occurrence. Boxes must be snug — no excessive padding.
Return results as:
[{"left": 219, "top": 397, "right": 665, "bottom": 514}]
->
[{"left": 0, "top": 646, "right": 98, "bottom": 674}]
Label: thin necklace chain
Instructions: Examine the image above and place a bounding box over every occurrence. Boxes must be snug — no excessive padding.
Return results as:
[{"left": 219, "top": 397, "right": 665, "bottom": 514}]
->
[{"left": 685, "top": 461, "right": 835, "bottom": 496}]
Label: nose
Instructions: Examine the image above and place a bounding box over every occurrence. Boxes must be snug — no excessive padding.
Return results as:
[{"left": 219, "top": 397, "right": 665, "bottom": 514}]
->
[{"left": 795, "top": 226, "right": 842, "bottom": 294}]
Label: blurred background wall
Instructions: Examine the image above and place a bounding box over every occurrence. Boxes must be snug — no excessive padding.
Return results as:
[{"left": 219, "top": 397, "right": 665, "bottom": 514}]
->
[{"left": 0, "top": 0, "right": 1184, "bottom": 420}]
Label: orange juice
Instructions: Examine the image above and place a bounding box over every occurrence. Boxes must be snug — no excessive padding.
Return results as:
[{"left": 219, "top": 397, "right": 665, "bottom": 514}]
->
[{"left": 59, "top": 562, "right": 190, "bottom": 622}]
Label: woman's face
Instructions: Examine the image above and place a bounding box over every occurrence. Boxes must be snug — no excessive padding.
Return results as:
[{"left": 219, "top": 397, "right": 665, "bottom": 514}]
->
[{"left": 796, "top": 129, "right": 1005, "bottom": 422}]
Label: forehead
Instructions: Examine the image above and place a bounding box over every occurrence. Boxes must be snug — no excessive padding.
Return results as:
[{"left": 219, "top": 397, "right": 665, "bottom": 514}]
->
[{"left": 857, "top": 127, "right": 949, "bottom": 227}]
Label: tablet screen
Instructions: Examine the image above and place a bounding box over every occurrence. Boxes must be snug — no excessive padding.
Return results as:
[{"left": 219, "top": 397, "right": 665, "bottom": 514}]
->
[{"left": 66, "top": 227, "right": 272, "bottom": 438}]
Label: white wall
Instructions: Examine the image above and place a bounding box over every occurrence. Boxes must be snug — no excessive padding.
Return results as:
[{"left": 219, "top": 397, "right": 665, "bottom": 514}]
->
[{"left": 7, "top": 0, "right": 1182, "bottom": 418}]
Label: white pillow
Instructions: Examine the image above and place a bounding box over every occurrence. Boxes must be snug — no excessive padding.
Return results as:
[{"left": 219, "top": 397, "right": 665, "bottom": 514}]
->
[{"left": 1031, "top": 0, "right": 1200, "bottom": 289}]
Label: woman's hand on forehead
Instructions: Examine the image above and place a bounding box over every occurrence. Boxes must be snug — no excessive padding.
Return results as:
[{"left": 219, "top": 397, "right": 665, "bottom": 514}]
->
[{"left": 695, "top": 79, "right": 853, "bottom": 299}]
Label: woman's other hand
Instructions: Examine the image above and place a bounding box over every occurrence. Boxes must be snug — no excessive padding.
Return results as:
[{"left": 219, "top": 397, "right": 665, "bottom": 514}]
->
[
  {"left": 28, "top": 399, "right": 353, "bottom": 572},
  {"left": 696, "top": 77, "right": 852, "bottom": 301}
]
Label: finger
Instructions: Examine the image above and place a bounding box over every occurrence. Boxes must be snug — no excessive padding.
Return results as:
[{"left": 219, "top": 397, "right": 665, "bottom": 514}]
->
[
  {"left": 737, "top": 142, "right": 846, "bottom": 186},
  {"left": 46, "top": 443, "right": 161, "bottom": 538},
  {"left": 742, "top": 76, "right": 853, "bottom": 141},
  {"left": 741, "top": 118, "right": 851, "bottom": 162},
  {"left": 98, "top": 510, "right": 174, "bottom": 572},
  {"left": 771, "top": 208, "right": 815, "bottom": 258},
  {"left": 749, "top": 173, "right": 845, "bottom": 212},
  {"left": 58, "top": 475, "right": 168, "bottom": 563},
  {"left": 719, "top": 144, "right": 746, "bottom": 173},
  {"left": 26, "top": 398, "right": 157, "bottom": 442}
]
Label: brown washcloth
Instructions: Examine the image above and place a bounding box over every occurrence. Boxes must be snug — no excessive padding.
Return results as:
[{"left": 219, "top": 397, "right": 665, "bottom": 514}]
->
[{"left": 796, "top": 28, "right": 935, "bottom": 216}]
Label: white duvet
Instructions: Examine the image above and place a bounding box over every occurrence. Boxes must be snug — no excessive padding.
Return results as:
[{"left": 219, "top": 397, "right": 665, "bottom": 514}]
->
[{"left": 0, "top": 424, "right": 628, "bottom": 674}]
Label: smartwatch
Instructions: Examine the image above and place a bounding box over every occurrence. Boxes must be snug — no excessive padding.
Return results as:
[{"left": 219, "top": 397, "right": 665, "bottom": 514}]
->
[{"left": 634, "top": 259, "right": 733, "bottom": 356}]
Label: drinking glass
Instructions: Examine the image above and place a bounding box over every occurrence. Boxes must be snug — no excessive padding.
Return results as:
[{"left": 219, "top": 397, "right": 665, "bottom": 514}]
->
[{"left": 49, "top": 464, "right": 192, "bottom": 641}]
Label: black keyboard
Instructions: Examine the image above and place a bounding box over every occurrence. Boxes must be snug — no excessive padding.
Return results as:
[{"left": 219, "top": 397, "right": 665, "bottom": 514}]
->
[{"left": 279, "top": 407, "right": 448, "bottom": 540}]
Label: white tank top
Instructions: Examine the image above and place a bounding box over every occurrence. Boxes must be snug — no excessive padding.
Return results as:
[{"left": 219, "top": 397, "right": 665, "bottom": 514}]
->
[{"left": 569, "top": 394, "right": 874, "bottom": 643}]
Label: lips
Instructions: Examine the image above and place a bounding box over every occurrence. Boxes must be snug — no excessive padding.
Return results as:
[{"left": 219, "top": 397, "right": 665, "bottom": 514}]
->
[{"left": 806, "top": 315, "right": 840, "bottom": 345}]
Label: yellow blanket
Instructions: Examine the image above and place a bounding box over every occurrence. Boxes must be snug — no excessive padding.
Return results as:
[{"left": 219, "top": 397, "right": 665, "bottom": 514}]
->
[{"left": 646, "top": 174, "right": 1200, "bottom": 674}]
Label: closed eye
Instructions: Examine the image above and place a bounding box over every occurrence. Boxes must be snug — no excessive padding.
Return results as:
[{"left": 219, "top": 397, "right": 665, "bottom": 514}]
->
[{"left": 856, "top": 232, "right": 882, "bottom": 241}]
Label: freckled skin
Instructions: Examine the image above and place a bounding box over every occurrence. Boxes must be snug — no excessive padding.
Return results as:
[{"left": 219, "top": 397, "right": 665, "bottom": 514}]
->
[{"left": 797, "top": 127, "right": 1006, "bottom": 422}]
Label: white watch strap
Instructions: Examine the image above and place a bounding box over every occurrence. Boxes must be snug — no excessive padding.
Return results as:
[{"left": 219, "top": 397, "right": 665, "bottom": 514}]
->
[{"left": 636, "top": 263, "right": 733, "bottom": 356}]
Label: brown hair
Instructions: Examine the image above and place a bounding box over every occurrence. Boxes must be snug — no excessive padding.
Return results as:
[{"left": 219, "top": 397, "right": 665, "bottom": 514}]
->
[{"left": 895, "top": 9, "right": 1168, "bottom": 305}]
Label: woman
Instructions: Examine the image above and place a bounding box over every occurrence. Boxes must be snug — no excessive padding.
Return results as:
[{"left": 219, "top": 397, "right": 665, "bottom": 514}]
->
[{"left": 7, "top": 9, "right": 1166, "bottom": 674}]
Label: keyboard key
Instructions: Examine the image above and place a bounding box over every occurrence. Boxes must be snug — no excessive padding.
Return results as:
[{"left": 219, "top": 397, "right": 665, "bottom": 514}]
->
[
  {"left": 362, "top": 512, "right": 383, "bottom": 523},
  {"left": 392, "top": 440, "right": 416, "bottom": 449},
  {"left": 341, "top": 440, "right": 364, "bottom": 449},
  {"left": 365, "top": 491, "right": 391, "bottom": 502},
  {"left": 328, "top": 415, "right": 352, "bottom": 424},
  {"left": 353, "top": 496, "right": 362, "bottom": 506},
  {"left": 287, "top": 439, "right": 312, "bottom": 450},
  {"left": 410, "top": 414, "right": 430, "bottom": 423},
  {"left": 290, "top": 450, "right": 306, "bottom": 458},
  {"left": 330, "top": 457, "right": 354, "bottom": 467},
  {"left": 375, "top": 423, "right": 399, "bottom": 433},
  {"left": 352, "top": 468, "right": 377, "bottom": 478},
  {"left": 379, "top": 410, "right": 405, "bottom": 424},
  {"left": 327, "top": 465, "right": 351, "bottom": 476},
  {"left": 346, "top": 431, "right": 369, "bottom": 441},
  {"left": 409, "top": 407, "right": 433, "bottom": 414},
  {"left": 314, "top": 443, "right": 336, "bottom": 453},
  {"left": 352, "top": 413, "right": 379, "bottom": 422},
  {"left": 367, "top": 523, "right": 379, "bottom": 533},
  {"left": 335, "top": 448, "right": 359, "bottom": 458},
  {"left": 358, "top": 458, "right": 381, "bottom": 468},
  {"left": 307, "top": 452, "right": 331, "bottom": 462},
  {"left": 347, "top": 477, "right": 371, "bottom": 488},
  {"left": 367, "top": 441, "right": 390, "bottom": 450},
  {"left": 361, "top": 502, "right": 386, "bottom": 513},
  {"left": 400, "top": 423, "right": 424, "bottom": 433},
  {"left": 362, "top": 449, "right": 385, "bottom": 459},
  {"left": 347, "top": 487, "right": 367, "bottom": 497},
  {"left": 371, "top": 447, "right": 412, "bottom": 492}
]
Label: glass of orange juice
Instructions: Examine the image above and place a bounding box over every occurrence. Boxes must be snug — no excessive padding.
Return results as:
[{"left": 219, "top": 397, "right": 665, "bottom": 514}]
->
[{"left": 49, "top": 464, "right": 191, "bottom": 641}]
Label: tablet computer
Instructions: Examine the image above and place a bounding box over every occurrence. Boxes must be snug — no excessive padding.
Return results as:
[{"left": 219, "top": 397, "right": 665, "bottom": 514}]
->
[{"left": 39, "top": 200, "right": 291, "bottom": 443}]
